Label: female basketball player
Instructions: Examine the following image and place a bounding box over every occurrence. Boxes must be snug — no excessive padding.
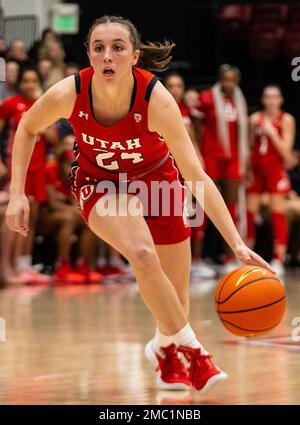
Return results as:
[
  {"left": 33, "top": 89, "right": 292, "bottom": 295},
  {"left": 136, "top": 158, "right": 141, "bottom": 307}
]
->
[
  {"left": 246, "top": 84, "right": 295, "bottom": 276},
  {"left": 5, "top": 16, "right": 272, "bottom": 394},
  {"left": 197, "top": 64, "right": 248, "bottom": 272}
]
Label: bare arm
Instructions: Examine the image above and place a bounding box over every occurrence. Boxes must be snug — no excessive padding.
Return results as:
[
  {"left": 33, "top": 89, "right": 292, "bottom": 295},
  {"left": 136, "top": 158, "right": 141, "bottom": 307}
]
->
[
  {"left": 148, "top": 82, "right": 272, "bottom": 271},
  {"left": 186, "top": 119, "right": 205, "bottom": 168},
  {"left": 263, "top": 113, "right": 295, "bottom": 161},
  {"left": 249, "top": 113, "right": 258, "bottom": 151}
]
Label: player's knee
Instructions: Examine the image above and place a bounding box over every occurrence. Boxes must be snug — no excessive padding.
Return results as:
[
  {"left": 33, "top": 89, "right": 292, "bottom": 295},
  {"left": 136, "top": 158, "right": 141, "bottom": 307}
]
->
[{"left": 127, "top": 245, "right": 159, "bottom": 270}]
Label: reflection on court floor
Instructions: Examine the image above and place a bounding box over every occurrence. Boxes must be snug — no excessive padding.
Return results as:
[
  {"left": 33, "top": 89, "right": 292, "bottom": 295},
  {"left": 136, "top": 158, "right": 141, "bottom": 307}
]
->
[{"left": 0, "top": 274, "right": 299, "bottom": 405}]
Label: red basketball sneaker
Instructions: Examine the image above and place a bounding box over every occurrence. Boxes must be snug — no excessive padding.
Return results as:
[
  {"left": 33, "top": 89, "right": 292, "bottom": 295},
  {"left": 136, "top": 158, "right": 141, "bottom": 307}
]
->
[
  {"left": 154, "top": 343, "right": 191, "bottom": 390},
  {"left": 178, "top": 346, "right": 228, "bottom": 394}
]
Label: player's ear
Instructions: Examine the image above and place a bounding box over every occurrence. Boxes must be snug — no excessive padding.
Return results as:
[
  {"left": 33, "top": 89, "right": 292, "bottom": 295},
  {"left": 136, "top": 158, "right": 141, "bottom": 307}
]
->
[{"left": 132, "top": 49, "right": 140, "bottom": 66}]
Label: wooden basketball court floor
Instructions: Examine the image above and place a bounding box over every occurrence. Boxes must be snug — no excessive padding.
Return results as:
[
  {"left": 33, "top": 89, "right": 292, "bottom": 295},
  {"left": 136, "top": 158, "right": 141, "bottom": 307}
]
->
[{"left": 0, "top": 272, "right": 299, "bottom": 405}]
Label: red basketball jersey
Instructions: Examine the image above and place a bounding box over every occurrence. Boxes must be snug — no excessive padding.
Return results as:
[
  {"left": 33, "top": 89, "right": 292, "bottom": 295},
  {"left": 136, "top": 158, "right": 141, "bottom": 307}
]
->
[
  {"left": 197, "top": 88, "right": 238, "bottom": 159},
  {"left": 251, "top": 111, "right": 285, "bottom": 169},
  {"left": 68, "top": 67, "right": 170, "bottom": 181}
]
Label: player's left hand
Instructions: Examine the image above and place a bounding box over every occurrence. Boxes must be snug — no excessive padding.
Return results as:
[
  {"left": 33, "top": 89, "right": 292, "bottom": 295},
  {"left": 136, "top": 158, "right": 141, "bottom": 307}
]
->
[{"left": 233, "top": 242, "right": 275, "bottom": 273}]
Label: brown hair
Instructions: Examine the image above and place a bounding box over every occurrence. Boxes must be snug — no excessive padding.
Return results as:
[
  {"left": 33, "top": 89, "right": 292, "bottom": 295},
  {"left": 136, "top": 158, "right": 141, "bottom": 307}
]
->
[{"left": 85, "top": 15, "right": 175, "bottom": 73}]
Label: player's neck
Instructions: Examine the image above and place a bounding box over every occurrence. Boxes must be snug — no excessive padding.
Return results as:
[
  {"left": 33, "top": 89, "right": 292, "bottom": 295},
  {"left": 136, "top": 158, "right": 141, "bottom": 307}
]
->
[
  {"left": 20, "top": 93, "right": 35, "bottom": 102},
  {"left": 264, "top": 109, "right": 281, "bottom": 119},
  {"left": 91, "top": 72, "right": 134, "bottom": 109}
]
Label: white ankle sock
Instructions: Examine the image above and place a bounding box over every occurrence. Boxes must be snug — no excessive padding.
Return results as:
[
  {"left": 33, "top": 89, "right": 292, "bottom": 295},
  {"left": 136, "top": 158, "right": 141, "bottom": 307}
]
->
[
  {"left": 154, "top": 323, "right": 208, "bottom": 354},
  {"left": 154, "top": 327, "right": 174, "bottom": 349},
  {"left": 17, "top": 255, "right": 32, "bottom": 272}
]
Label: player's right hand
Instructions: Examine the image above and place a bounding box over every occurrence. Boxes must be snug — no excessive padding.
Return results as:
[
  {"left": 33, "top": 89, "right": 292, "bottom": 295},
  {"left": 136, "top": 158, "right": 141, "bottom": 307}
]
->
[{"left": 5, "top": 194, "right": 30, "bottom": 237}]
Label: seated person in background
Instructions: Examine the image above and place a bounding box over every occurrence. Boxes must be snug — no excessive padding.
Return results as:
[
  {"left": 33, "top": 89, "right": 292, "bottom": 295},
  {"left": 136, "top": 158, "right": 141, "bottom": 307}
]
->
[
  {"left": 37, "top": 59, "right": 53, "bottom": 92},
  {"left": 0, "top": 66, "right": 53, "bottom": 285},
  {"left": 96, "top": 240, "right": 128, "bottom": 276},
  {"left": 0, "top": 37, "right": 8, "bottom": 58},
  {"left": 37, "top": 136, "right": 103, "bottom": 284},
  {"left": 6, "top": 39, "right": 29, "bottom": 66},
  {"left": 65, "top": 62, "right": 80, "bottom": 77},
  {"left": 0, "top": 61, "right": 19, "bottom": 101}
]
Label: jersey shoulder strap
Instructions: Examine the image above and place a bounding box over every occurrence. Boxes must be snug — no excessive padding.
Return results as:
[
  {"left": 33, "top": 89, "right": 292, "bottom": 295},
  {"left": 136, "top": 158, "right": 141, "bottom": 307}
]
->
[
  {"left": 133, "top": 67, "right": 159, "bottom": 103},
  {"left": 132, "top": 68, "right": 160, "bottom": 133},
  {"left": 74, "top": 72, "right": 81, "bottom": 94},
  {"left": 73, "top": 67, "right": 94, "bottom": 95},
  {"left": 69, "top": 67, "right": 93, "bottom": 123}
]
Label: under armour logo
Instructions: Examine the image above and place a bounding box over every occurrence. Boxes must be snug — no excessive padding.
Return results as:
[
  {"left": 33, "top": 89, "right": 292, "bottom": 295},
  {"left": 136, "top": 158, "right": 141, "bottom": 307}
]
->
[
  {"left": 134, "top": 113, "right": 142, "bottom": 123},
  {"left": 79, "top": 111, "right": 89, "bottom": 119}
]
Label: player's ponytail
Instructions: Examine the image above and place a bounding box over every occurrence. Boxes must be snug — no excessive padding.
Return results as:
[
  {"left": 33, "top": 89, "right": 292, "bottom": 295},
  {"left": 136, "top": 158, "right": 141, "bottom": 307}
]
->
[
  {"left": 86, "top": 15, "right": 175, "bottom": 73},
  {"left": 137, "top": 41, "right": 175, "bottom": 73}
]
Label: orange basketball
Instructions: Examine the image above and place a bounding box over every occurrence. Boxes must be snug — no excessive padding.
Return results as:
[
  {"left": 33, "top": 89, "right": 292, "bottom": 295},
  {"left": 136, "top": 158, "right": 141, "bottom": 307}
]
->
[{"left": 215, "top": 266, "right": 287, "bottom": 337}]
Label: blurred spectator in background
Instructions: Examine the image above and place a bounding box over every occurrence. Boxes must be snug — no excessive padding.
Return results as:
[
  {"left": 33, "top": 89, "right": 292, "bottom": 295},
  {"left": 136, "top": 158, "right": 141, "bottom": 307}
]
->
[
  {"left": 0, "top": 190, "right": 9, "bottom": 286},
  {"left": 164, "top": 71, "right": 215, "bottom": 278},
  {"left": 38, "top": 136, "right": 102, "bottom": 285},
  {"left": 65, "top": 62, "right": 80, "bottom": 77},
  {"left": 0, "top": 67, "right": 53, "bottom": 285},
  {"left": 0, "top": 37, "right": 8, "bottom": 58},
  {"left": 164, "top": 72, "right": 197, "bottom": 144},
  {"left": 6, "top": 39, "right": 29, "bottom": 65},
  {"left": 38, "top": 40, "right": 66, "bottom": 90},
  {"left": 246, "top": 84, "right": 295, "bottom": 276},
  {"left": 0, "top": 61, "right": 20, "bottom": 167},
  {"left": 184, "top": 87, "right": 203, "bottom": 142},
  {"left": 29, "top": 27, "right": 60, "bottom": 61},
  {"left": 37, "top": 58, "right": 53, "bottom": 92},
  {"left": 0, "top": 61, "right": 19, "bottom": 101},
  {"left": 96, "top": 245, "right": 127, "bottom": 276},
  {"left": 197, "top": 64, "right": 248, "bottom": 273}
]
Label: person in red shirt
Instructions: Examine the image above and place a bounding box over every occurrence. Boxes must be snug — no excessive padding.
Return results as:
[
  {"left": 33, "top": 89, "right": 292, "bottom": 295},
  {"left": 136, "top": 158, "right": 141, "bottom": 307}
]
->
[
  {"left": 197, "top": 64, "right": 249, "bottom": 272},
  {"left": 164, "top": 72, "right": 196, "bottom": 143},
  {"left": 247, "top": 84, "right": 295, "bottom": 276},
  {"left": 6, "top": 16, "right": 271, "bottom": 393},
  {"left": 164, "top": 72, "right": 215, "bottom": 278},
  {"left": 0, "top": 67, "right": 52, "bottom": 285},
  {"left": 39, "top": 136, "right": 102, "bottom": 284},
  {"left": 184, "top": 87, "right": 203, "bottom": 142}
]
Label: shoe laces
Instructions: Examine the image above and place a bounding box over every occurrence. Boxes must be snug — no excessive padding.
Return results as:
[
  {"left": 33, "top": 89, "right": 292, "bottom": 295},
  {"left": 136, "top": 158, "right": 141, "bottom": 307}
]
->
[
  {"left": 178, "top": 346, "right": 212, "bottom": 381},
  {"left": 156, "top": 344, "right": 187, "bottom": 377}
]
